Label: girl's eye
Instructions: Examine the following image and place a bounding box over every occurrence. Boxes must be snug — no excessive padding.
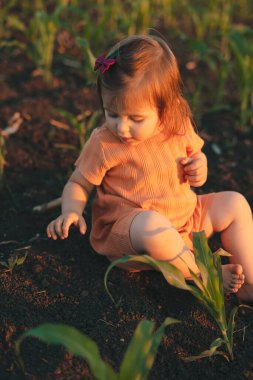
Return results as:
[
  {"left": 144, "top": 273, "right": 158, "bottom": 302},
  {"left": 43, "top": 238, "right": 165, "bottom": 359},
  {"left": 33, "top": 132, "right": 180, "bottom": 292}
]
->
[
  {"left": 132, "top": 118, "right": 144, "bottom": 123},
  {"left": 108, "top": 113, "right": 117, "bottom": 118}
]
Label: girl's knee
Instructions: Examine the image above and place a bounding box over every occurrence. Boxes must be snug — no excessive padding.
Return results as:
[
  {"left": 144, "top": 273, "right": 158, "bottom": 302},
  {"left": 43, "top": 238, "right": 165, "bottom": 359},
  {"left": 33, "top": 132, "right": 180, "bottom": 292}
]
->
[
  {"left": 229, "top": 192, "right": 251, "bottom": 217},
  {"left": 130, "top": 210, "right": 174, "bottom": 253},
  {"left": 134, "top": 210, "right": 172, "bottom": 230},
  {"left": 208, "top": 191, "right": 251, "bottom": 232}
]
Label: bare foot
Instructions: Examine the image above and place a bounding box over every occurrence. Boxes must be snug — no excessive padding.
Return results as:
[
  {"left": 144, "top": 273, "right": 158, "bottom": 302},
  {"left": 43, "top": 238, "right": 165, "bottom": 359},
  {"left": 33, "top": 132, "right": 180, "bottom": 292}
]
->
[{"left": 221, "top": 264, "right": 245, "bottom": 293}]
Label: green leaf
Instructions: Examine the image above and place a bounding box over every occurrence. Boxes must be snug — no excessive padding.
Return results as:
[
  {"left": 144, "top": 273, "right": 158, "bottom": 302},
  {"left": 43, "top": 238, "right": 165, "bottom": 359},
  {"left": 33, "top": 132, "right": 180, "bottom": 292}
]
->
[
  {"left": 54, "top": 109, "right": 77, "bottom": 127},
  {"left": 16, "top": 324, "right": 117, "bottom": 380},
  {"left": 0, "top": 260, "right": 9, "bottom": 269},
  {"left": 184, "top": 336, "right": 229, "bottom": 362},
  {"left": 7, "top": 15, "right": 26, "bottom": 32},
  {"left": 193, "top": 232, "right": 224, "bottom": 314},
  {"left": 104, "top": 255, "right": 192, "bottom": 303},
  {"left": 76, "top": 37, "right": 96, "bottom": 68},
  {"left": 16, "top": 252, "right": 28, "bottom": 266},
  {"left": 212, "top": 250, "right": 225, "bottom": 307},
  {"left": 119, "top": 318, "right": 180, "bottom": 380},
  {"left": 227, "top": 306, "right": 239, "bottom": 351}
]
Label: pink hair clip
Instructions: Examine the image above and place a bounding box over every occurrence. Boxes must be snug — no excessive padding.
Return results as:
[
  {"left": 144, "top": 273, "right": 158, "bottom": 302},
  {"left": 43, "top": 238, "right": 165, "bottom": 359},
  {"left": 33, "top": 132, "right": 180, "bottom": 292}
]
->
[{"left": 94, "top": 54, "right": 116, "bottom": 74}]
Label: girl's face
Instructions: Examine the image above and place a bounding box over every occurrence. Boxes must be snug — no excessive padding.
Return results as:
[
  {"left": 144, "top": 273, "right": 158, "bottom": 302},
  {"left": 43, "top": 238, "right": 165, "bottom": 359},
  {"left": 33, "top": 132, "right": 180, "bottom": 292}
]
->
[{"left": 102, "top": 91, "right": 161, "bottom": 145}]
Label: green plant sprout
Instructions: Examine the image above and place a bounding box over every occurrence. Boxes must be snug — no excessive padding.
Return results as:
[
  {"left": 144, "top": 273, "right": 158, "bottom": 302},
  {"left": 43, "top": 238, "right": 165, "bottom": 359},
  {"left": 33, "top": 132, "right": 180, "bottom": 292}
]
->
[
  {"left": 229, "top": 26, "right": 253, "bottom": 130},
  {"left": 75, "top": 37, "right": 97, "bottom": 83},
  {"left": 1, "top": 3, "right": 65, "bottom": 82},
  {"left": 16, "top": 318, "right": 179, "bottom": 380},
  {"left": 26, "top": 8, "right": 62, "bottom": 82},
  {"left": 0, "top": 251, "right": 28, "bottom": 273},
  {"left": 105, "top": 231, "right": 251, "bottom": 361},
  {"left": 52, "top": 109, "right": 101, "bottom": 150},
  {"left": 0, "top": 0, "right": 26, "bottom": 50}
]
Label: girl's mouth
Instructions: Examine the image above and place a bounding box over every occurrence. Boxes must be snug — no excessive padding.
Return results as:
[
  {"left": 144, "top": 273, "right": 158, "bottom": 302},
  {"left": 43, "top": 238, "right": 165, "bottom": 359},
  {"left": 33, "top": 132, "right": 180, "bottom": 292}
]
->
[{"left": 120, "top": 137, "right": 133, "bottom": 142}]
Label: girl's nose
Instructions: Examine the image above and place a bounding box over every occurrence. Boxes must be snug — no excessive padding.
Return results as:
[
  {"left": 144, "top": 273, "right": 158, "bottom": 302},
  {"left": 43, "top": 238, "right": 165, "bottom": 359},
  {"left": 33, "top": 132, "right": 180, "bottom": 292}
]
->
[{"left": 117, "top": 118, "right": 129, "bottom": 135}]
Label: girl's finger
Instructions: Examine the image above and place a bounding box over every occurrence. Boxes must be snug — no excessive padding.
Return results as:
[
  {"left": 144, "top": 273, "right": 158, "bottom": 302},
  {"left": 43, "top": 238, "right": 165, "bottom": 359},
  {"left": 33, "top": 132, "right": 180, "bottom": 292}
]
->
[
  {"left": 54, "top": 218, "right": 64, "bottom": 237},
  {"left": 186, "top": 175, "right": 204, "bottom": 183},
  {"left": 181, "top": 157, "right": 192, "bottom": 166},
  {"left": 78, "top": 217, "right": 87, "bottom": 235},
  {"left": 61, "top": 219, "right": 72, "bottom": 238},
  {"left": 184, "top": 162, "right": 206, "bottom": 172},
  {"left": 47, "top": 222, "right": 58, "bottom": 240}
]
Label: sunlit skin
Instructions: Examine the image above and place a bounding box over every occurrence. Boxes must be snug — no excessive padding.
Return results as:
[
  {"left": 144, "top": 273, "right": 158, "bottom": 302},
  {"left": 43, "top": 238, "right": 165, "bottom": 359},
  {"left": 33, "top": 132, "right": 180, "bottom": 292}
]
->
[
  {"left": 103, "top": 97, "right": 161, "bottom": 145},
  {"left": 47, "top": 92, "right": 253, "bottom": 302}
]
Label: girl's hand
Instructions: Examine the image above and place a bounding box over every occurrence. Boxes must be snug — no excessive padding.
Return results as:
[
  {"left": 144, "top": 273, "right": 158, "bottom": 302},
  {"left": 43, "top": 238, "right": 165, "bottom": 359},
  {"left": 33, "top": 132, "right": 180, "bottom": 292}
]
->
[
  {"left": 47, "top": 212, "right": 87, "bottom": 240},
  {"left": 181, "top": 153, "right": 207, "bottom": 187}
]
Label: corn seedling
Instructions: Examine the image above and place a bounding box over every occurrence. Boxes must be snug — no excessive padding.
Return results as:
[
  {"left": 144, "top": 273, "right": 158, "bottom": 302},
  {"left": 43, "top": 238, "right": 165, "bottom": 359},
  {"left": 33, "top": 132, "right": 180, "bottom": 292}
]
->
[
  {"left": 179, "top": 0, "right": 234, "bottom": 43},
  {"left": 16, "top": 318, "right": 179, "bottom": 380},
  {"left": 229, "top": 26, "right": 253, "bottom": 130},
  {"left": 2, "top": 3, "right": 63, "bottom": 81},
  {"left": 0, "top": 0, "right": 27, "bottom": 49},
  {"left": 75, "top": 37, "right": 97, "bottom": 83},
  {"left": 27, "top": 11, "right": 59, "bottom": 82},
  {"left": 52, "top": 109, "right": 101, "bottom": 150},
  {"left": 0, "top": 251, "right": 28, "bottom": 273},
  {"left": 105, "top": 231, "right": 251, "bottom": 361},
  {"left": 159, "top": 0, "right": 176, "bottom": 27}
]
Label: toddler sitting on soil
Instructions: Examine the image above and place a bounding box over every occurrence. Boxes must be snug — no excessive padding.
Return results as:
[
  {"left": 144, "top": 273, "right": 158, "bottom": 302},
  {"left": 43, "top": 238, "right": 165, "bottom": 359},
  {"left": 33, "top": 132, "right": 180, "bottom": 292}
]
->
[{"left": 47, "top": 34, "right": 253, "bottom": 304}]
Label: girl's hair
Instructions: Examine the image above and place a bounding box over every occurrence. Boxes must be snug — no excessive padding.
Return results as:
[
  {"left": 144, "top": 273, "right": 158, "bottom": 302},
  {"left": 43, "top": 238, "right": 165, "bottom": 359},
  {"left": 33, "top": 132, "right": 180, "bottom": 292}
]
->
[{"left": 97, "top": 34, "right": 192, "bottom": 136}]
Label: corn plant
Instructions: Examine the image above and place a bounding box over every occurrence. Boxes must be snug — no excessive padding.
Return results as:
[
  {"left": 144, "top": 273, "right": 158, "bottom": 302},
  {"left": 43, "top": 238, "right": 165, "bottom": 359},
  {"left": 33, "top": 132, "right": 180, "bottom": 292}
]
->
[
  {"left": 179, "top": 0, "right": 234, "bottom": 43},
  {"left": 0, "top": 251, "right": 28, "bottom": 273},
  {"left": 2, "top": 3, "right": 65, "bottom": 82},
  {"left": 0, "top": 0, "right": 26, "bottom": 50},
  {"left": 75, "top": 36, "right": 97, "bottom": 83},
  {"left": 26, "top": 8, "right": 62, "bottom": 82},
  {"left": 105, "top": 231, "right": 250, "bottom": 361},
  {"left": 16, "top": 318, "right": 179, "bottom": 380},
  {"left": 52, "top": 109, "right": 101, "bottom": 150},
  {"left": 229, "top": 26, "right": 253, "bottom": 130}
]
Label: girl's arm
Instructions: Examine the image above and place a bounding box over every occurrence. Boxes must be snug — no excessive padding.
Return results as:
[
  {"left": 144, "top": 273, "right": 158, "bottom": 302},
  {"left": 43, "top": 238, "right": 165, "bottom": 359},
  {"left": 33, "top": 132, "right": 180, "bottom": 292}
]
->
[{"left": 47, "top": 170, "right": 94, "bottom": 240}]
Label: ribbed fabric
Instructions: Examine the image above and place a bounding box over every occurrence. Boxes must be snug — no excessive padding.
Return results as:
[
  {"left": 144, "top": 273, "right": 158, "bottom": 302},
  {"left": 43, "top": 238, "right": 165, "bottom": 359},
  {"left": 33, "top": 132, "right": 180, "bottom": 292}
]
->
[{"left": 75, "top": 121, "right": 204, "bottom": 257}]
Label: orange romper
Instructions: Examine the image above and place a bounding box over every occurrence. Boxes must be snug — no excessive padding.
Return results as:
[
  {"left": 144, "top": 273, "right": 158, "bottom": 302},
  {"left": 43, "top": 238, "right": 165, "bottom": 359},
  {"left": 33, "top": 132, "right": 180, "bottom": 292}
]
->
[{"left": 75, "top": 122, "right": 213, "bottom": 262}]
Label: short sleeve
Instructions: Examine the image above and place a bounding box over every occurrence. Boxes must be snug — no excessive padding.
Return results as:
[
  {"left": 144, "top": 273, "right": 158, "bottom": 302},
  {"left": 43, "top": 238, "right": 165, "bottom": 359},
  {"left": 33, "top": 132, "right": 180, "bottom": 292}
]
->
[
  {"left": 185, "top": 121, "right": 204, "bottom": 157},
  {"left": 75, "top": 129, "right": 109, "bottom": 186}
]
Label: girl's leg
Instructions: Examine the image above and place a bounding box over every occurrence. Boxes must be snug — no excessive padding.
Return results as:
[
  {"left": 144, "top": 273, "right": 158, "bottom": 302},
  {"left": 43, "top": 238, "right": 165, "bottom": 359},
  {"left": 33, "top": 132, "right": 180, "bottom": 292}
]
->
[
  {"left": 203, "top": 191, "right": 253, "bottom": 302},
  {"left": 130, "top": 209, "right": 243, "bottom": 291}
]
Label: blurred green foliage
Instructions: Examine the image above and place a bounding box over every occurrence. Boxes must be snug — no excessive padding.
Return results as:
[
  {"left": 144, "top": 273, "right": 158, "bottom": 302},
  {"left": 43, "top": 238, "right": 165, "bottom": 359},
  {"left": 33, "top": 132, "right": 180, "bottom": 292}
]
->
[
  {"left": 1, "top": 0, "right": 253, "bottom": 130},
  {"left": 16, "top": 318, "right": 179, "bottom": 380}
]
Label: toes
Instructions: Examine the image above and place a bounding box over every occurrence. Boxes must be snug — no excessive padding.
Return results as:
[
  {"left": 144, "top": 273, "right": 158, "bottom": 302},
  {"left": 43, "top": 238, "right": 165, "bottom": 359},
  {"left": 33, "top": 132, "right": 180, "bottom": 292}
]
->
[
  {"left": 229, "top": 279, "right": 243, "bottom": 293},
  {"left": 230, "top": 284, "right": 241, "bottom": 293},
  {"left": 235, "top": 264, "right": 243, "bottom": 275},
  {"left": 222, "top": 264, "right": 245, "bottom": 294},
  {"left": 232, "top": 273, "right": 245, "bottom": 284},
  {"left": 231, "top": 278, "right": 243, "bottom": 285}
]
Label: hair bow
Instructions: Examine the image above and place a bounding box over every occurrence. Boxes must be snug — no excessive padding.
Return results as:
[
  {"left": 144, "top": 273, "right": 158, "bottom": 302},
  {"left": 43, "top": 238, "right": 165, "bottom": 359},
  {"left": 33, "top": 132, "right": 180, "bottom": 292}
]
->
[{"left": 94, "top": 54, "right": 116, "bottom": 74}]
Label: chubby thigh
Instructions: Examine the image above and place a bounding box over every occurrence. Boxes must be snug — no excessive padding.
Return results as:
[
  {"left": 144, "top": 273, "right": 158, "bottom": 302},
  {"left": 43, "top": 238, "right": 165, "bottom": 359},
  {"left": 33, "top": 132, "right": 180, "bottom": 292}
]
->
[
  {"left": 103, "top": 192, "right": 246, "bottom": 275},
  {"left": 129, "top": 210, "right": 200, "bottom": 278}
]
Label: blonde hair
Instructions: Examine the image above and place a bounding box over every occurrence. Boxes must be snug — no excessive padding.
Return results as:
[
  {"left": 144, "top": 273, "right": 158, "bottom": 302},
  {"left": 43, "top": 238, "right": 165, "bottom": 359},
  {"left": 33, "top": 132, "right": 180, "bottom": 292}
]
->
[{"left": 97, "top": 34, "right": 192, "bottom": 136}]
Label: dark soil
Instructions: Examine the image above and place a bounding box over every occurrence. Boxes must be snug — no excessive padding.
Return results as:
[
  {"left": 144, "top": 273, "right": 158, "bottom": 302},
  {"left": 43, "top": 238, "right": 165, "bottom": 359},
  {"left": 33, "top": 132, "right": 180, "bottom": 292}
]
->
[{"left": 1, "top": 49, "right": 253, "bottom": 380}]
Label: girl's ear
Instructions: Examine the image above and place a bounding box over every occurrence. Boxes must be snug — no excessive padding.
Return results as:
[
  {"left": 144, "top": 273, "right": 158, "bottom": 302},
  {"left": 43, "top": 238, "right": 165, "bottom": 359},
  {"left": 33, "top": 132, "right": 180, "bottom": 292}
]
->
[{"left": 157, "top": 119, "right": 164, "bottom": 131}]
